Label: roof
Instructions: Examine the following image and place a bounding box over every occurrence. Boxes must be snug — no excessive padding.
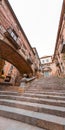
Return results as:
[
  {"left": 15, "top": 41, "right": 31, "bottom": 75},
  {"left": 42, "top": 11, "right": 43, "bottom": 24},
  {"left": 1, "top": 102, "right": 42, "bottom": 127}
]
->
[{"left": 40, "top": 55, "right": 52, "bottom": 59}]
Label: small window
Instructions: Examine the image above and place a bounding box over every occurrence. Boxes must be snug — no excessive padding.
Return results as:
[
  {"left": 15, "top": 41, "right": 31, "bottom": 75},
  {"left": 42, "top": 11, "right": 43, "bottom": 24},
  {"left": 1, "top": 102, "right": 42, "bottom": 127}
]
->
[
  {"left": 42, "top": 60, "right": 44, "bottom": 63},
  {"left": 9, "top": 65, "right": 13, "bottom": 73},
  {"left": 11, "top": 30, "right": 17, "bottom": 41},
  {"left": 46, "top": 59, "right": 49, "bottom": 62},
  {"left": 11, "top": 31, "right": 14, "bottom": 37},
  {"left": 8, "top": 28, "right": 18, "bottom": 41}
]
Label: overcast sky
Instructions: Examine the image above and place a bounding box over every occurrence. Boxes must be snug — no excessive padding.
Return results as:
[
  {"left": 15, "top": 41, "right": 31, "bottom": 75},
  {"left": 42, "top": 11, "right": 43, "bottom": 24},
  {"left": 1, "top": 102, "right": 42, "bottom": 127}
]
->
[{"left": 9, "top": 0, "right": 63, "bottom": 58}]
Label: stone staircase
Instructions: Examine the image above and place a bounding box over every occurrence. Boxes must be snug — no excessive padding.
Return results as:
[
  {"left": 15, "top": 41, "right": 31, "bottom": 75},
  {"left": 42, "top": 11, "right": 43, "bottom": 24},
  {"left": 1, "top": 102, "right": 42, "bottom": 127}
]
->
[{"left": 0, "top": 77, "right": 65, "bottom": 130}]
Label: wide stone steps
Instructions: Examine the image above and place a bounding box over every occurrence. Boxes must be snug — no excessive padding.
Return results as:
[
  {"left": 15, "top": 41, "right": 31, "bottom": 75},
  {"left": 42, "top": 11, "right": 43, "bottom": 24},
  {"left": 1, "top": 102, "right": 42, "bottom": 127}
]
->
[
  {"left": 0, "top": 105, "right": 65, "bottom": 130},
  {"left": 1, "top": 90, "right": 65, "bottom": 96},
  {"left": 27, "top": 88, "right": 65, "bottom": 92},
  {"left": 1, "top": 94, "right": 65, "bottom": 107},
  {"left": 0, "top": 85, "right": 65, "bottom": 130},
  {"left": 1, "top": 90, "right": 65, "bottom": 100},
  {"left": 0, "top": 91, "right": 19, "bottom": 95},
  {"left": 22, "top": 93, "right": 65, "bottom": 100},
  {"left": 0, "top": 99, "right": 65, "bottom": 117},
  {"left": 25, "top": 90, "right": 65, "bottom": 96},
  {"left": 0, "top": 116, "right": 44, "bottom": 130}
]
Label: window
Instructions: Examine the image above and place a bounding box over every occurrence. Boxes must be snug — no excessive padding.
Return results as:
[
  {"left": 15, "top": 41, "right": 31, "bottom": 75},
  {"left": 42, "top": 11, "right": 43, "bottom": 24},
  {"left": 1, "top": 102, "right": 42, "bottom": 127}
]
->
[
  {"left": 46, "top": 59, "right": 49, "bottom": 62},
  {"left": 42, "top": 60, "right": 44, "bottom": 63},
  {"left": 8, "top": 65, "right": 13, "bottom": 74},
  {"left": 5, "top": 28, "right": 21, "bottom": 49},
  {"left": 8, "top": 28, "right": 18, "bottom": 42}
]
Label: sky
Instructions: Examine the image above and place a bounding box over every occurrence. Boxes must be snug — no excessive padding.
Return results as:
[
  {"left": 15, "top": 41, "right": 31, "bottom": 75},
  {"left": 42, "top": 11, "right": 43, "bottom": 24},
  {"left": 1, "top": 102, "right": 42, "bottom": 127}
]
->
[{"left": 9, "top": 0, "right": 63, "bottom": 58}]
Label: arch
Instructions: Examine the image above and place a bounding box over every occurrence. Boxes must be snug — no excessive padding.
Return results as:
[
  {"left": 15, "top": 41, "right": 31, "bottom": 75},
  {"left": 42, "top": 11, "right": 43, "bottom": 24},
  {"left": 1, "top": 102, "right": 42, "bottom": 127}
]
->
[{"left": 0, "top": 40, "right": 33, "bottom": 74}]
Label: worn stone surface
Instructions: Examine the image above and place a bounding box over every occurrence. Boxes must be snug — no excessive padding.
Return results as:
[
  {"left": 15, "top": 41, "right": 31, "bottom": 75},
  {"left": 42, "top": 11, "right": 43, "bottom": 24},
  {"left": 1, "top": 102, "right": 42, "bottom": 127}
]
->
[
  {"left": 0, "top": 105, "right": 65, "bottom": 130},
  {"left": 0, "top": 116, "right": 44, "bottom": 130},
  {"left": 0, "top": 99, "right": 65, "bottom": 117},
  {"left": 0, "top": 94, "right": 65, "bottom": 106},
  {"left": 1, "top": 77, "right": 65, "bottom": 130}
]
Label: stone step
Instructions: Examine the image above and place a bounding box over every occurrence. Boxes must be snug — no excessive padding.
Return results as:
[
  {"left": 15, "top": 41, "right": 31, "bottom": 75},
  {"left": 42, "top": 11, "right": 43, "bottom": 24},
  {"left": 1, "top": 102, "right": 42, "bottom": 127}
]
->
[
  {"left": 0, "top": 105, "right": 65, "bottom": 130},
  {"left": 23, "top": 93, "right": 65, "bottom": 100},
  {"left": 0, "top": 91, "right": 19, "bottom": 95},
  {"left": 25, "top": 90, "right": 65, "bottom": 96},
  {"left": 0, "top": 85, "right": 26, "bottom": 93},
  {"left": 0, "top": 95, "right": 65, "bottom": 107},
  {"left": 0, "top": 99, "right": 65, "bottom": 117},
  {"left": 28, "top": 89, "right": 65, "bottom": 92}
]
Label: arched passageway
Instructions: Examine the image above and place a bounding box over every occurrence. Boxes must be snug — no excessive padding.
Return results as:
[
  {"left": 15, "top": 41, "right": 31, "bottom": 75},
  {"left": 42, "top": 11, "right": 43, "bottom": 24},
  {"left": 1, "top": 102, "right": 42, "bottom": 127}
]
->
[{"left": 0, "top": 40, "right": 33, "bottom": 74}]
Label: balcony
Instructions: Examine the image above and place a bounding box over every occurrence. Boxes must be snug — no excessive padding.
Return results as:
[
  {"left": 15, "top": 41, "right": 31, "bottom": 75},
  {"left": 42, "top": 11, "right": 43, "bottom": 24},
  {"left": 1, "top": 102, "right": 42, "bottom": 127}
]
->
[
  {"left": 4, "top": 28, "right": 21, "bottom": 49},
  {"left": 61, "top": 41, "right": 65, "bottom": 53}
]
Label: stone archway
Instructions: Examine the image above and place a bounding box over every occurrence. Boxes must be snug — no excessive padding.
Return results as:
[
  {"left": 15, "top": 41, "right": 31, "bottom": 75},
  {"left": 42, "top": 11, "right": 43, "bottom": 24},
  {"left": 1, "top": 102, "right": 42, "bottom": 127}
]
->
[{"left": 0, "top": 40, "right": 33, "bottom": 74}]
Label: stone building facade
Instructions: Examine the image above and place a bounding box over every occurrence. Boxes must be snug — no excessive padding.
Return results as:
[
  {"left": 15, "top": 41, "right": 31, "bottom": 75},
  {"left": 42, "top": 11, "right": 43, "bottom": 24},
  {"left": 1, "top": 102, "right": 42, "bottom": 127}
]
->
[
  {"left": 33, "top": 48, "right": 41, "bottom": 72},
  {"left": 3, "top": 61, "right": 19, "bottom": 83},
  {"left": 0, "top": 0, "right": 40, "bottom": 76},
  {"left": 40, "top": 56, "right": 53, "bottom": 77},
  {"left": 53, "top": 0, "right": 65, "bottom": 77}
]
